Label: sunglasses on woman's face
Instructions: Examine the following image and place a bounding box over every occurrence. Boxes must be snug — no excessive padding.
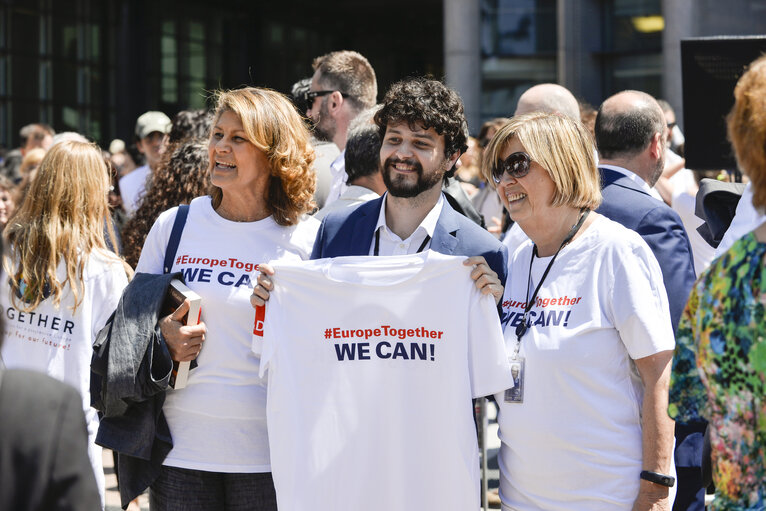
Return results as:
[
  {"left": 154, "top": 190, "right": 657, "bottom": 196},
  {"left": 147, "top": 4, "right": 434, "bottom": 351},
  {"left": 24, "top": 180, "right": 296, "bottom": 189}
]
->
[{"left": 492, "top": 151, "right": 532, "bottom": 184}]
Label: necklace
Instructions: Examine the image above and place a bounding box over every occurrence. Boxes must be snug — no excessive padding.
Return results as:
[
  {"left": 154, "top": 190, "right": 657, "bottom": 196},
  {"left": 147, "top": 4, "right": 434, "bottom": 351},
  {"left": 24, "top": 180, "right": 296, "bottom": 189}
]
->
[
  {"left": 514, "top": 209, "right": 590, "bottom": 349},
  {"left": 215, "top": 203, "right": 267, "bottom": 223}
]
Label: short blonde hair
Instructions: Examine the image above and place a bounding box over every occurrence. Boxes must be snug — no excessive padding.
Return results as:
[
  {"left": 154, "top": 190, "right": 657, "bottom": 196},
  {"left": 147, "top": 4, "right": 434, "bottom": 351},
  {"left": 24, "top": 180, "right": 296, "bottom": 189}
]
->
[
  {"left": 209, "top": 87, "right": 316, "bottom": 225},
  {"left": 481, "top": 112, "right": 601, "bottom": 210},
  {"left": 727, "top": 54, "right": 766, "bottom": 212}
]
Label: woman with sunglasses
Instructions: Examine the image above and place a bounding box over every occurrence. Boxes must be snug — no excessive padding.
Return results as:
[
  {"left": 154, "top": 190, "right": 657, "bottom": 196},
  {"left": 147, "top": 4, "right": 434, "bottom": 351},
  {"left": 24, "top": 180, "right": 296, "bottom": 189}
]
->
[{"left": 482, "top": 113, "right": 676, "bottom": 510}]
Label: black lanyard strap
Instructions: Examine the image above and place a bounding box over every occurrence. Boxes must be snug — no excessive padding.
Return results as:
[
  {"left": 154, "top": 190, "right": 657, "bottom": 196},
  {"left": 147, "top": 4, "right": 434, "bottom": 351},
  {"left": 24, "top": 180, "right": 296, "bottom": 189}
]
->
[
  {"left": 374, "top": 228, "right": 431, "bottom": 256},
  {"left": 515, "top": 209, "right": 590, "bottom": 344}
]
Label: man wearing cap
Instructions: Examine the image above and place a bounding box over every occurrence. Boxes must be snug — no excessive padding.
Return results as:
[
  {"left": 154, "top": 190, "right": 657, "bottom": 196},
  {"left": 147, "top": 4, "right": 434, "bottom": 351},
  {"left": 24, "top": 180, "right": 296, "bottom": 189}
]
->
[{"left": 119, "top": 111, "right": 171, "bottom": 215}]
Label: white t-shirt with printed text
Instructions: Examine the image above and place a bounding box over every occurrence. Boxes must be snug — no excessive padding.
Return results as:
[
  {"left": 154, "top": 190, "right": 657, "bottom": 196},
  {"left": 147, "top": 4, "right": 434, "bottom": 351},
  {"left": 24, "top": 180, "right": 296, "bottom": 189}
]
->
[
  {"left": 1, "top": 248, "right": 129, "bottom": 501},
  {"left": 496, "top": 214, "right": 675, "bottom": 510},
  {"left": 135, "top": 196, "right": 319, "bottom": 472},
  {"left": 256, "top": 251, "right": 512, "bottom": 511}
]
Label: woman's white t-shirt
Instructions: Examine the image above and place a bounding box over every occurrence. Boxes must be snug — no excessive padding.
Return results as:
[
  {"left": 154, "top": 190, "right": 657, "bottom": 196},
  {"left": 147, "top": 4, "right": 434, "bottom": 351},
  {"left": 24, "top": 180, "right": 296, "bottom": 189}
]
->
[
  {"left": 135, "top": 196, "right": 319, "bottom": 472},
  {"left": 496, "top": 214, "right": 675, "bottom": 510},
  {"left": 1, "top": 248, "right": 129, "bottom": 500}
]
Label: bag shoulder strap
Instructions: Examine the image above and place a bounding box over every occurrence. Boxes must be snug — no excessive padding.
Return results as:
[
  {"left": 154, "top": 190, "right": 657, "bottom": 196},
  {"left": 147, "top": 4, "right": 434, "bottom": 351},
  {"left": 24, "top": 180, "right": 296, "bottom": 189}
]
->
[{"left": 163, "top": 204, "right": 190, "bottom": 274}]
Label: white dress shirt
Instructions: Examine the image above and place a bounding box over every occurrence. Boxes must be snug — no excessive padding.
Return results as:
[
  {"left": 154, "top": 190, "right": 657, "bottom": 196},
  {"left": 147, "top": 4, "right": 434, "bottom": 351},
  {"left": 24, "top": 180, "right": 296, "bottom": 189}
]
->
[
  {"left": 324, "top": 150, "right": 347, "bottom": 207},
  {"left": 370, "top": 193, "right": 444, "bottom": 256}
]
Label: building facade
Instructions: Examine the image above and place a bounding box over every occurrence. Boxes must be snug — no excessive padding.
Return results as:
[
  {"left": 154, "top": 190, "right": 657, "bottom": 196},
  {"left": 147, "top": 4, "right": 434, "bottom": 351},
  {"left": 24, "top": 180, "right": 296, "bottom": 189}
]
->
[{"left": 1, "top": 0, "right": 764, "bottom": 148}]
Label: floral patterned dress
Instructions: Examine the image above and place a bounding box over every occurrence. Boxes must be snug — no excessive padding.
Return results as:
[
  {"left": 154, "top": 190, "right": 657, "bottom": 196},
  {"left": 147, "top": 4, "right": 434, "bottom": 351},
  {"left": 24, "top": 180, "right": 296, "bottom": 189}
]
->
[{"left": 669, "top": 232, "right": 766, "bottom": 510}]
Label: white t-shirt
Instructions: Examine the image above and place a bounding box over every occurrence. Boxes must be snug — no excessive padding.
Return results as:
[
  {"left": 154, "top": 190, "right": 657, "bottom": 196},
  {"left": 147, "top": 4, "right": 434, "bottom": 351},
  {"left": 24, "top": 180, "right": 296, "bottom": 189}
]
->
[
  {"left": 135, "top": 196, "right": 319, "bottom": 472},
  {"left": 671, "top": 181, "right": 715, "bottom": 275},
  {"left": 496, "top": 215, "right": 675, "bottom": 511},
  {"left": 1, "top": 248, "right": 128, "bottom": 502},
  {"left": 256, "top": 251, "right": 512, "bottom": 511},
  {"left": 118, "top": 164, "right": 150, "bottom": 215},
  {"left": 324, "top": 149, "right": 347, "bottom": 207},
  {"left": 715, "top": 181, "right": 766, "bottom": 257}
]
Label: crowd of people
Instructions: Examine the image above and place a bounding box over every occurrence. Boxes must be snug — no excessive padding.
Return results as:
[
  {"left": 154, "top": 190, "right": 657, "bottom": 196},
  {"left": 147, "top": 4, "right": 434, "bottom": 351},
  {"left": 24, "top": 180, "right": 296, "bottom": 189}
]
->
[{"left": 0, "top": 48, "right": 764, "bottom": 511}]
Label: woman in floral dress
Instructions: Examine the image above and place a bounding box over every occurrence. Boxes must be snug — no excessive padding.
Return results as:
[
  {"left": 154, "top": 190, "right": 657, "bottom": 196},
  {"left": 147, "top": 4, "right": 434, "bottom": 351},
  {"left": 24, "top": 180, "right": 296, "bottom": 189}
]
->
[{"left": 669, "top": 54, "right": 766, "bottom": 510}]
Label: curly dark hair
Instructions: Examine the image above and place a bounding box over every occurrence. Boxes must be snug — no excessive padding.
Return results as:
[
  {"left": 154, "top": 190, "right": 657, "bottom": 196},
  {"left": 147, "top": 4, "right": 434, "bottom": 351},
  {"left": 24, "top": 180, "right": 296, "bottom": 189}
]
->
[
  {"left": 168, "top": 109, "right": 213, "bottom": 145},
  {"left": 374, "top": 77, "right": 468, "bottom": 175},
  {"left": 121, "top": 139, "right": 210, "bottom": 268}
]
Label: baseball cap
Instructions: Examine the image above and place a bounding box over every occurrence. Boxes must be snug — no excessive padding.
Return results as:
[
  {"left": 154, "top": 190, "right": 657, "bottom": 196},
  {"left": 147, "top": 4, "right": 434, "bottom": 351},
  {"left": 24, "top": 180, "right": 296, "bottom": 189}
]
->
[{"left": 135, "top": 111, "right": 171, "bottom": 139}]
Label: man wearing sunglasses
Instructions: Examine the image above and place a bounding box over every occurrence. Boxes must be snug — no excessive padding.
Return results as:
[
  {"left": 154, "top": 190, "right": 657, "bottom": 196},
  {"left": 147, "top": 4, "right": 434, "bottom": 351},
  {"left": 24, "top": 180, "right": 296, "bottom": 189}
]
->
[
  {"left": 307, "top": 77, "right": 507, "bottom": 290},
  {"left": 254, "top": 77, "right": 507, "bottom": 305},
  {"left": 306, "top": 51, "right": 377, "bottom": 207}
]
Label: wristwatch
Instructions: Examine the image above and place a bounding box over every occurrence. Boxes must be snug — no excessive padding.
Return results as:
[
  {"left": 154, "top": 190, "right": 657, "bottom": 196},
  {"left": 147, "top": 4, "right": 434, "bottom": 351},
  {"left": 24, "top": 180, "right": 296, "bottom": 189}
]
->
[{"left": 640, "top": 470, "right": 675, "bottom": 487}]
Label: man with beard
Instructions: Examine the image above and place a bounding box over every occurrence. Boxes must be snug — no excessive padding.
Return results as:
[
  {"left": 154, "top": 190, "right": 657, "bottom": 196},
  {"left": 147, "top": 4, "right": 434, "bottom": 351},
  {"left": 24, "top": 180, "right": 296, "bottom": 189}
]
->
[
  {"left": 306, "top": 50, "right": 377, "bottom": 206},
  {"left": 596, "top": 91, "right": 701, "bottom": 511},
  {"left": 253, "top": 78, "right": 506, "bottom": 309},
  {"left": 306, "top": 77, "right": 507, "bottom": 289},
  {"left": 594, "top": 90, "right": 695, "bottom": 334}
]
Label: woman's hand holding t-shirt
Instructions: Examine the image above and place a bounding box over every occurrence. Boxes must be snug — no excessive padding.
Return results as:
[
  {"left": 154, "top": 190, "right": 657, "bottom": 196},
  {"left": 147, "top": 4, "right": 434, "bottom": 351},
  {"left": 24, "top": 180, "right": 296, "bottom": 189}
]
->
[{"left": 160, "top": 298, "right": 207, "bottom": 362}]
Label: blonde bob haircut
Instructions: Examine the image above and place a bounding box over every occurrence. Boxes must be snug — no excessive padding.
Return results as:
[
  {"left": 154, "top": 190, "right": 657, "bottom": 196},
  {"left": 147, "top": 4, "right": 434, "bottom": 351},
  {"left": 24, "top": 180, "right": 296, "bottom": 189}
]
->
[
  {"left": 4, "top": 140, "right": 120, "bottom": 313},
  {"left": 209, "top": 87, "right": 316, "bottom": 225},
  {"left": 727, "top": 54, "right": 766, "bottom": 212},
  {"left": 481, "top": 112, "right": 601, "bottom": 211}
]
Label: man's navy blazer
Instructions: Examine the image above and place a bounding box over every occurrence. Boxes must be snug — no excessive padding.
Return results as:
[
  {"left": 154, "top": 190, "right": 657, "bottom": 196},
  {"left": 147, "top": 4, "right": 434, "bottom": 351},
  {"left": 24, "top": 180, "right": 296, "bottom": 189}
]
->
[
  {"left": 311, "top": 194, "right": 509, "bottom": 287},
  {"left": 597, "top": 166, "right": 696, "bottom": 332}
]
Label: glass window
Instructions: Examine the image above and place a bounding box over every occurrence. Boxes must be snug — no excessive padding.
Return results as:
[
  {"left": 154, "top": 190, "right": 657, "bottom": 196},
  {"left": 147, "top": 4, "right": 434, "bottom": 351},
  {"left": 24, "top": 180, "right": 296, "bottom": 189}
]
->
[
  {"left": 481, "top": 0, "right": 556, "bottom": 57},
  {"left": 602, "top": 0, "right": 663, "bottom": 97},
  {"left": 161, "top": 20, "right": 178, "bottom": 104},
  {"left": 54, "top": 22, "right": 78, "bottom": 59},
  {"left": 480, "top": 0, "right": 557, "bottom": 125},
  {"left": 609, "top": 0, "right": 662, "bottom": 52},
  {"left": 0, "top": 8, "right": 6, "bottom": 50}
]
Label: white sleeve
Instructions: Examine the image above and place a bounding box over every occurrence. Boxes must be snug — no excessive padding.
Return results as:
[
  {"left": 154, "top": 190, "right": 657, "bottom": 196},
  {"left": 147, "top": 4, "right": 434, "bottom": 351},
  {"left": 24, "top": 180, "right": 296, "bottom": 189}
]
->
[
  {"left": 89, "top": 257, "right": 129, "bottom": 343},
  {"left": 715, "top": 183, "right": 766, "bottom": 257},
  {"left": 607, "top": 242, "right": 675, "bottom": 360},
  {"left": 135, "top": 207, "right": 178, "bottom": 274},
  {"left": 467, "top": 287, "right": 513, "bottom": 398}
]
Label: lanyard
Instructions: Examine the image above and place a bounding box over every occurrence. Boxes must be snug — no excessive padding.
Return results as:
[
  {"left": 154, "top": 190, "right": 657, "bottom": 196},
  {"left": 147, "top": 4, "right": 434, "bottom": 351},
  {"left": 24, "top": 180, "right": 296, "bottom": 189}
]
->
[
  {"left": 514, "top": 209, "right": 590, "bottom": 352},
  {"left": 373, "top": 228, "right": 431, "bottom": 256}
]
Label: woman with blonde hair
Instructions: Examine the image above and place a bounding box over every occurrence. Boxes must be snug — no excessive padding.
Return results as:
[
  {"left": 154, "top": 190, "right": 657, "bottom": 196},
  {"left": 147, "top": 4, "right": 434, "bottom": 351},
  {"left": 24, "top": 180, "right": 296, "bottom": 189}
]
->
[
  {"left": 132, "top": 87, "right": 318, "bottom": 510},
  {"left": 482, "top": 112, "right": 676, "bottom": 510},
  {"left": 0, "top": 140, "right": 129, "bottom": 504}
]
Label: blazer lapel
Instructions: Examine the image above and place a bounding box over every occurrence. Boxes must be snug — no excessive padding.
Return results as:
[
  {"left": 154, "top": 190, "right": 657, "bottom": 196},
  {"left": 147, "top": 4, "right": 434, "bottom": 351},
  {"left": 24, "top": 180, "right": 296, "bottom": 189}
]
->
[
  {"left": 431, "top": 197, "right": 460, "bottom": 254},
  {"left": 349, "top": 196, "right": 382, "bottom": 256}
]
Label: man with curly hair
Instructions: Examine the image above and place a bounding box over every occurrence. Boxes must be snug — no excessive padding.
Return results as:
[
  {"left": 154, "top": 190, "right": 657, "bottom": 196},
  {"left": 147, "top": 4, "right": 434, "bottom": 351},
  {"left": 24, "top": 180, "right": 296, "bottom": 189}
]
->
[
  {"left": 254, "top": 77, "right": 507, "bottom": 300},
  {"left": 309, "top": 77, "right": 507, "bottom": 290},
  {"left": 251, "top": 77, "right": 510, "bottom": 511}
]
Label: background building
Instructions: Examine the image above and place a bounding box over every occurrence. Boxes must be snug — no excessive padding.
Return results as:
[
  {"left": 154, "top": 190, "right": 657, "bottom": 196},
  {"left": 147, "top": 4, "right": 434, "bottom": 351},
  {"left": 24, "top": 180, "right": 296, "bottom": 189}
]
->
[{"left": 1, "top": 0, "right": 764, "bottom": 149}]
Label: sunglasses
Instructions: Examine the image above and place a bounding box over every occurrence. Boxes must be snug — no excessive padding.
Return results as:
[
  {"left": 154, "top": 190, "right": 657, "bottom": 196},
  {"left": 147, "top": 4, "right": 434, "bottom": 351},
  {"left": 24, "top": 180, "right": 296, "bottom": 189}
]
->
[
  {"left": 492, "top": 151, "right": 532, "bottom": 184},
  {"left": 303, "top": 90, "right": 349, "bottom": 107}
]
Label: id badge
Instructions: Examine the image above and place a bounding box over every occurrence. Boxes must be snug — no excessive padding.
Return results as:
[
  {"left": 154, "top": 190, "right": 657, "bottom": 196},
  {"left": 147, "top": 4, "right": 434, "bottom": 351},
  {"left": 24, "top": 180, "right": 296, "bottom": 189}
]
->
[{"left": 504, "top": 356, "right": 525, "bottom": 404}]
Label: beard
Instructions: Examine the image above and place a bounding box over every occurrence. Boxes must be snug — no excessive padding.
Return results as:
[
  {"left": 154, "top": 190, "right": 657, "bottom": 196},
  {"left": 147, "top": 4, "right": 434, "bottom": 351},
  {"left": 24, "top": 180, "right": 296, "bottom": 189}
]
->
[
  {"left": 311, "top": 98, "right": 336, "bottom": 143},
  {"left": 648, "top": 154, "right": 665, "bottom": 187},
  {"left": 382, "top": 156, "right": 444, "bottom": 198}
]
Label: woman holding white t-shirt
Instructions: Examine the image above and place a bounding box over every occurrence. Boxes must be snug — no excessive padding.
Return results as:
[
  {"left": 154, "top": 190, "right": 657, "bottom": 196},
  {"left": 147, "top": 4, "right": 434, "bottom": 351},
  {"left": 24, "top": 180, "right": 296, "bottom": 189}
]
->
[
  {"left": 135, "top": 88, "right": 319, "bottom": 510},
  {"left": 481, "top": 113, "right": 676, "bottom": 510},
  {"left": 1, "top": 140, "right": 129, "bottom": 505}
]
